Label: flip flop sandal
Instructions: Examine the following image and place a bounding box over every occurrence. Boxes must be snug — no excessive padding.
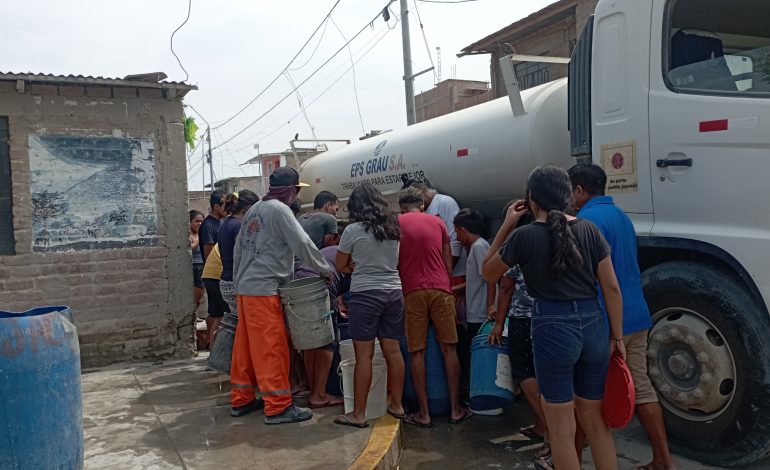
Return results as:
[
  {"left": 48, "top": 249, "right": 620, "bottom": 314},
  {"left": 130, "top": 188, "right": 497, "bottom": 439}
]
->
[
  {"left": 387, "top": 409, "right": 407, "bottom": 420},
  {"left": 519, "top": 424, "right": 545, "bottom": 441},
  {"left": 449, "top": 408, "right": 473, "bottom": 424},
  {"left": 334, "top": 414, "right": 370, "bottom": 429},
  {"left": 309, "top": 397, "right": 344, "bottom": 409},
  {"left": 404, "top": 414, "right": 433, "bottom": 428},
  {"left": 535, "top": 443, "right": 551, "bottom": 459}
]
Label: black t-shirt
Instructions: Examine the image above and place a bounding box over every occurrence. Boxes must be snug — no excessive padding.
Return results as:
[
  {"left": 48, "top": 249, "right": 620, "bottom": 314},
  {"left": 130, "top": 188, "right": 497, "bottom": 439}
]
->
[
  {"left": 218, "top": 216, "right": 242, "bottom": 282},
  {"left": 199, "top": 215, "right": 221, "bottom": 263},
  {"left": 500, "top": 219, "right": 610, "bottom": 301}
]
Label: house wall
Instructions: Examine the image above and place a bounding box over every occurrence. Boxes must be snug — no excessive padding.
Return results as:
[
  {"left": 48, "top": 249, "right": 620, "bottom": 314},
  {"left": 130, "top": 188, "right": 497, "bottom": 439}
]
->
[{"left": 0, "top": 82, "right": 193, "bottom": 367}]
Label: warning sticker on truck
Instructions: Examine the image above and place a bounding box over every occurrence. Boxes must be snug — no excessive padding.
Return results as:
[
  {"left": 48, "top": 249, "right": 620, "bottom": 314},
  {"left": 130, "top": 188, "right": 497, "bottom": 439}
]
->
[{"left": 601, "top": 141, "right": 638, "bottom": 194}]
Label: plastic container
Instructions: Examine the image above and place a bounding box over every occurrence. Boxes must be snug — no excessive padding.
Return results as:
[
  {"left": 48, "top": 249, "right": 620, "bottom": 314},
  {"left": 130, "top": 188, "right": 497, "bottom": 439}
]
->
[
  {"left": 208, "top": 311, "right": 238, "bottom": 374},
  {"left": 281, "top": 289, "right": 335, "bottom": 350},
  {"left": 0, "top": 306, "right": 84, "bottom": 469},
  {"left": 279, "top": 277, "right": 327, "bottom": 301},
  {"left": 469, "top": 333, "right": 515, "bottom": 411},
  {"left": 402, "top": 325, "right": 450, "bottom": 416},
  {"left": 340, "top": 358, "right": 387, "bottom": 420},
  {"left": 339, "top": 339, "right": 383, "bottom": 363}
]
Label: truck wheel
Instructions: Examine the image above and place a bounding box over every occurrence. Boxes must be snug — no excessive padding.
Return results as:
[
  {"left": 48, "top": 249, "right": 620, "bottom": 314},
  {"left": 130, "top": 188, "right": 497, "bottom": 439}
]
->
[{"left": 643, "top": 261, "right": 770, "bottom": 466}]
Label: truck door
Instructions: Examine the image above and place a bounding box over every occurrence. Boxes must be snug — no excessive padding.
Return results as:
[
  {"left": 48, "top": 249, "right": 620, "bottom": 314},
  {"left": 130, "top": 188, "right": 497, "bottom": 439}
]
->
[
  {"left": 649, "top": 0, "right": 770, "bottom": 244},
  {"left": 590, "top": 0, "right": 654, "bottom": 228}
]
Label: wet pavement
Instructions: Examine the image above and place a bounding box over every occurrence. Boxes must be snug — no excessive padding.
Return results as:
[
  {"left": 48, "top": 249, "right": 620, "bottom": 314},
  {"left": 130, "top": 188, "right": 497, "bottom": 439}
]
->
[
  {"left": 399, "top": 402, "right": 770, "bottom": 469},
  {"left": 81, "top": 354, "right": 371, "bottom": 469}
]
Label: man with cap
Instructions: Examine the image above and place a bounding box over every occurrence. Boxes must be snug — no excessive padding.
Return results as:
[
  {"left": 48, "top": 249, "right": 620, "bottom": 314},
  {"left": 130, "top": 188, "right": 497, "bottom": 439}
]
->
[{"left": 230, "top": 167, "right": 333, "bottom": 424}]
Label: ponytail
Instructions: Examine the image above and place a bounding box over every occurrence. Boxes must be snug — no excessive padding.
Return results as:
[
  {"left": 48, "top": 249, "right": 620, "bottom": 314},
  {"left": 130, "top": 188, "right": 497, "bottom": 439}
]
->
[
  {"left": 545, "top": 209, "right": 583, "bottom": 278},
  {"left": 527, "top": 165, "right": 584, "bottom": 278}
]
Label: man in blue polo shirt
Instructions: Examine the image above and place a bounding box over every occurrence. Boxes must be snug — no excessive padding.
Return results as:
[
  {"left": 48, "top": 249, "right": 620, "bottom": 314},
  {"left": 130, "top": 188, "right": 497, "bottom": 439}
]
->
[{"left": 570, "top": 163, "right": 676, "bottom": 470}]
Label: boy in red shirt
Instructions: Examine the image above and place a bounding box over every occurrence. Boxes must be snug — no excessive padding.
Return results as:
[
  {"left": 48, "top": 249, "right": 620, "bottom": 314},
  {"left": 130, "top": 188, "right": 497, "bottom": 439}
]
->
[{"left": 398, "top": 187, "right": 472, "bottom": 426}]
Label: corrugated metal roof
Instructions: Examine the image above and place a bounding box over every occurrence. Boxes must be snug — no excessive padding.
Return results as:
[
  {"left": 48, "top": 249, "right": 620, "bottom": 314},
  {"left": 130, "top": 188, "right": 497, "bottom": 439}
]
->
[
  {"left": 459, "top": 0, "right": 576, "bottom": 56},
  {"left": 0, "top": 71, "right": 197, "bottom": 93}
]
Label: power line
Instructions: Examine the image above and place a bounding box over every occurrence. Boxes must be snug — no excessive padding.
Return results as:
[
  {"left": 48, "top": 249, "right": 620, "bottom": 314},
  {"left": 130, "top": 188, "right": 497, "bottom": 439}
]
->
[
  {"left": 284, "top": 71, "right": 318, "bottom": 141},
  {"left": 330, "top": 16, "right": 366, "bottom": 135},
  {"left": 289, "top": 18, "right": 331, "bottom": 72},
  {"left": 225, "top": 23, "right": 391, "bottom": 151},
  {"left": 419, "top": 0, "right": 479, "bottom": 3},
  {"left": 211, "top": 0, "right": 344, "bottom": 130},
  {"left": 213, "top": 0, "right": 395, "bottom": 150},
  {"left": 170, "top": 0, "right": 192, "bottom": 82},
  {"left": 412, "top": 0, "right": 439, "bottom": 83}
]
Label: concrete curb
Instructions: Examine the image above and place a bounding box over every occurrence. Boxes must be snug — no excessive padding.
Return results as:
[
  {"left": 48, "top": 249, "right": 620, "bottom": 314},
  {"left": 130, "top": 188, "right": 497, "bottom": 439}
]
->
[{"left": 348, "top": 414, "right": 403, "bottom": 470}]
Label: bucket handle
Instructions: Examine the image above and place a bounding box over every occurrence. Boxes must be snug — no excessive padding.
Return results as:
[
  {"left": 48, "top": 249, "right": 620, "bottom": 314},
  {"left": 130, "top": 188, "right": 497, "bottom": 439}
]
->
[
  {"left": 338, "top": 361, "right": 386, "bottom": 394},
  {"left": 285, "top": 305, "right": 335, "bottom": 323},
  {"left": 281, "top": 289, "right": 329, "bottom": 306}
]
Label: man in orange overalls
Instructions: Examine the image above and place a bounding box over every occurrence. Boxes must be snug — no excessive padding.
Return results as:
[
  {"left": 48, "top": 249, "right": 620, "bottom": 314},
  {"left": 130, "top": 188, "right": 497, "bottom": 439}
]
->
[{"left": 230, "top": 167, "right": 332, "bottom": 424}]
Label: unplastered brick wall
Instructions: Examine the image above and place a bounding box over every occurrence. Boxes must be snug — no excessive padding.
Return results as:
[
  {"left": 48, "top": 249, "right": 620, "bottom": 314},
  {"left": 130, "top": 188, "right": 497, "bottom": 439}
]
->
[{"left": 0, "top": 83, "right": 194, "bottom": 367}]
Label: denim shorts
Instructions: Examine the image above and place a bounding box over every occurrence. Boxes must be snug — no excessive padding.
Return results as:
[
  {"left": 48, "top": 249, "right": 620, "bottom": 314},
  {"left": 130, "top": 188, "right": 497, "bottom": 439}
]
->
[
  {"left": 531, "top": 298, "right": 609, "bottom": 404},
  {"left": 348, "top": 289, "right": 404, "bottom": 341}
]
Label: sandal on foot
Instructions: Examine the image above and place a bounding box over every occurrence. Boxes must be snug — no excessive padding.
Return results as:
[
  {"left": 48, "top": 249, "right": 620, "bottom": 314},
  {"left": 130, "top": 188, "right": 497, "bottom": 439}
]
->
[
  {"left": 404, "top": 414, "right": 432, "bottom": 428},
  {"left": 519, "top": 424, "right": 545, "bottom": 440},
  {"left": 387, "top": 409, "right": 407, "bottom": 419},
  {"left": 309, "top": 397, "right": 344, "bottom": 409},
  {"left": 449, "top": 408, "right": 473, "bottom": 424},
  {"left": 334, "top": 414, "right": 369, "bottom": 428}
]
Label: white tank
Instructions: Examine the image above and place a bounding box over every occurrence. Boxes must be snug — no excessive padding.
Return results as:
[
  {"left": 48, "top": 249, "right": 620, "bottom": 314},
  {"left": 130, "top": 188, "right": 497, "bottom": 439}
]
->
[{"left": 300, "top": 78, "right": 571, "bottom": 220}]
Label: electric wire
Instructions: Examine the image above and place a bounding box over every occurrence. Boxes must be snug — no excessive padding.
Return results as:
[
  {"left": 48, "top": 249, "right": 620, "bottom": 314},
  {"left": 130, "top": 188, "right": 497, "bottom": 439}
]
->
[
  {"left": 330, "top": 16, "right": 366, "bottom": 135},
  {"left": 284, "top": 71, "right": 318, "bottom": 141},
  {"left": 211, "top": 0, "right": 344, "bottom": 130},
  {"left": 412, "top": 0, "right": 439, "bottom": 83},
  {"left": 170, "top": 0, "right": 192, "bottom": 82},
  {"left": 225, "top": 22, "right": 391, "bottom": 151},
  {"left": 289, "top": 18, "right": 332, "bottom": 72},
  {"left": 213, "top": 0, "right": 395, "bottom": 150},
  {"left": 418, "top": 0, "right": 480, "bottom": 3}
]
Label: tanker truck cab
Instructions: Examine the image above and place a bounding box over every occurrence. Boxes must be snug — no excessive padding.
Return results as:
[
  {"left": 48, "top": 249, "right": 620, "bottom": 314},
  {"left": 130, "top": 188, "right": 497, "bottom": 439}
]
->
[{"left": 572, "top": 0, "right": 770, "bottom": 464}]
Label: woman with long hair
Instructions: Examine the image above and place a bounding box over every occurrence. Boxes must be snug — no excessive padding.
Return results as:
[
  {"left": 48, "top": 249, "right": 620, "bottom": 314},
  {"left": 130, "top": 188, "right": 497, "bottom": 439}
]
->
[
  {"left": 334, "top": 183, "right": 406, "bottom": 428},
  {"left": 190, "top": 210, "right": 205, "bottom": 312},
  {"left": 482, "top": 165, "right": 625, "bottom": 470}
]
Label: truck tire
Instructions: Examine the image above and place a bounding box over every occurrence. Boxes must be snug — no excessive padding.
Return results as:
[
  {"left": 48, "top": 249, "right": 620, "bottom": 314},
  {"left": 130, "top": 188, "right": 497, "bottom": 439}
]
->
[{"left": 642, "top": 261, "right": 770, "bottom": 466}]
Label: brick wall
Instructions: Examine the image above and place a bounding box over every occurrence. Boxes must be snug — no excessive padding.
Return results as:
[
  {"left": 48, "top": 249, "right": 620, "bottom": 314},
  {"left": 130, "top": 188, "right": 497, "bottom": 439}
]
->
[{"left": 0, "top": 82, "right": 193, "bottom": 367}]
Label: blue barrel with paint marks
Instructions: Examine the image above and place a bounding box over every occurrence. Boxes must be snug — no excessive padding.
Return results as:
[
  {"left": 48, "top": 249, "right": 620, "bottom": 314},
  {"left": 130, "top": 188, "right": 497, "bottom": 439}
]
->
[
  {"left": 401, "top": 325, "right": 450, "bottom": 416},
  {"left": 470, "top": 332, "right": 515, "bottom": 411},
  {"left": 0, "top": 306, "right": 84, "bottom": 469}
]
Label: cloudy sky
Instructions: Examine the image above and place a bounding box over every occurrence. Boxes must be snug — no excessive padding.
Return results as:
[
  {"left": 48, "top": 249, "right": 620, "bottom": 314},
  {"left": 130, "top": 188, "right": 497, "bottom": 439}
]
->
[{"left": 1, "top": 0, "right": 553, "bottom": 189}]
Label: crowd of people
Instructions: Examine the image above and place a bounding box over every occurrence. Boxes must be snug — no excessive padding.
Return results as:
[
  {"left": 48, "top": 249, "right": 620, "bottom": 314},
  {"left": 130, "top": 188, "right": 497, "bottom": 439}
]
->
[{"left": 188, "top": 163, "right": 676, "bottom": 470}]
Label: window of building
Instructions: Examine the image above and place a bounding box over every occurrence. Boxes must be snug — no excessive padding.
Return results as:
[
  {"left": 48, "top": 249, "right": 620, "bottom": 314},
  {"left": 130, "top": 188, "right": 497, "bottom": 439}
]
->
[
  {"left": 514, "top": 61, "right": 551, "bottom": 90},
  {"left": 666, "top": 0, "right": 770, "bottom": 95},
  {"left": 0, "top": 117, "right": 14, "bottom": 255},
  {"left": 268, "top": 162, "right": 273, "bottom": 174}
]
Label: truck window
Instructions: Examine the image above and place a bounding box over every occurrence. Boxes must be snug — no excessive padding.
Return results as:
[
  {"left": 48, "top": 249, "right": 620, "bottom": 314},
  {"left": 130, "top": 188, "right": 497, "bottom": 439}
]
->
[{"left": 665, "top": 0, "right": 770, "bottom": 96}]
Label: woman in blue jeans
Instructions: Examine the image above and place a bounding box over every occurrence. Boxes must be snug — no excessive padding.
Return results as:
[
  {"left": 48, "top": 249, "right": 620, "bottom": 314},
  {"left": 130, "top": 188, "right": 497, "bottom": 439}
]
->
[{"left": 483, "top": 165, "right": 626, "bottom": 470}]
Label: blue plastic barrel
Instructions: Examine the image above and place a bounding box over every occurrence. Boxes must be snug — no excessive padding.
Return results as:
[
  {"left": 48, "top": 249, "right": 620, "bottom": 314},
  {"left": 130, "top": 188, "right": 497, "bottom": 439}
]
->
[
  {"left": 470, "top": 333, "right": 515, "bottom": 411},
  {"left": 0, "top": 306, "right": 84, "bottom": 469},
  {"left": 401, "top": 325, "right": 450, "bottom": 416}
]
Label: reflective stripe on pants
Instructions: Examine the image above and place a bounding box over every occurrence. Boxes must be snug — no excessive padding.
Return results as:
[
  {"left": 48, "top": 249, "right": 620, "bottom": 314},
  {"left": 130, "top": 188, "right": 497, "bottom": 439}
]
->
[{"left": 230, "top": 294, "right": 292, "bottom": 416}]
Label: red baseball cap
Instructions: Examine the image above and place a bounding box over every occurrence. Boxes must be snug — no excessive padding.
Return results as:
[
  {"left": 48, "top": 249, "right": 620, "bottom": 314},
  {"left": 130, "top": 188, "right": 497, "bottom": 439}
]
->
[{"left": 602, "top": 354, "right": 636, "bottom": 429}]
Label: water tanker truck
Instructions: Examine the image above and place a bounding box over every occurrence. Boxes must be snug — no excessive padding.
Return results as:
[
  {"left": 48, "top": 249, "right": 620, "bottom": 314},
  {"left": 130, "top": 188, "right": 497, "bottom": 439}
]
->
[{"left": 301, "top": 0, "right": 770, "bottom": 465}]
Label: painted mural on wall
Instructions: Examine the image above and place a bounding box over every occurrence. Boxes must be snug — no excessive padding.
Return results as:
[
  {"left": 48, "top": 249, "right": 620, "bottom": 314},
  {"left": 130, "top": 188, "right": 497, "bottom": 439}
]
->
[{"left": 29, "top": 135, "right": 158, "bottom": 252}]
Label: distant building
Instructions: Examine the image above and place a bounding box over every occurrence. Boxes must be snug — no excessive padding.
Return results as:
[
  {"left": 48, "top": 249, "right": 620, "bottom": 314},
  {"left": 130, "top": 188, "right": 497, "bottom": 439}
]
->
[
  {"left": 0, "top": 71, "right": 196, "bottom": 367},
  {"left": 242, "top": 145, "right": 327, "bottom": 187},
  {"left": 414, "top": 79, "right": 493, "bottom": 123},
  {"left": 459, "top": 0, "right": 598, "bottom": 98}
]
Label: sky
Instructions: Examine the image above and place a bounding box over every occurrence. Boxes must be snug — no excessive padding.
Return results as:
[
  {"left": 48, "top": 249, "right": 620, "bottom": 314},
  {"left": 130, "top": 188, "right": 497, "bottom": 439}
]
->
[{"left": 0, "top": 0, "right": 554, "bottom": 190}]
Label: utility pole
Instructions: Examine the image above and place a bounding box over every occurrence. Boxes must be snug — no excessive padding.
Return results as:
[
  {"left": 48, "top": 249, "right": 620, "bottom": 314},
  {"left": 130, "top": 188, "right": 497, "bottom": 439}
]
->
[
  {"left": 206, "top": 127, "right": 214, "bottom": 193},
  {"left": 400, "top": 0, "right": 416, "bottom": 126},
  {"left": 201, "top": 133, "right": 206, "bottom": 195}
]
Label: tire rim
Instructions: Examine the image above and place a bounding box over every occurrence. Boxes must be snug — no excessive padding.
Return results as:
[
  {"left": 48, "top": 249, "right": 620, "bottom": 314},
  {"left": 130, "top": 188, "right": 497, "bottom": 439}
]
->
[{"left": 647, "top": 307, "right": 737, "bottom": 421}]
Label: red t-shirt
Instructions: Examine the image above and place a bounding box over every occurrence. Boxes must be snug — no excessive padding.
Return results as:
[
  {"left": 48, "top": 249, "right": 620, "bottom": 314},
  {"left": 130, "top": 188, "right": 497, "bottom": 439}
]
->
[{"left": 398, "top": 211, "right": 452, "bottom": 295}]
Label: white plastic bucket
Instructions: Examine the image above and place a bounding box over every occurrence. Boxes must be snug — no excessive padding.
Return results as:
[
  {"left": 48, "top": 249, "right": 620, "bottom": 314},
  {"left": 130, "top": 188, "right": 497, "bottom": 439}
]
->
[
  {"left": 339, "top": 339, "right": 383, "bottom": 363},
  {"left": 339, "top": 358, "right": 387, "bottom": 420}
]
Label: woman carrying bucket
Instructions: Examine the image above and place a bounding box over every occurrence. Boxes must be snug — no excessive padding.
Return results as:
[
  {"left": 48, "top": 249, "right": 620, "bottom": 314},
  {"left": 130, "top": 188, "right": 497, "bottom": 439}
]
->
[
  {"left": 334, "top": 183, "right": 406, "bottom": 428},
  {"left": 482, "top": 165, "right": 625, "bottom": 470}
]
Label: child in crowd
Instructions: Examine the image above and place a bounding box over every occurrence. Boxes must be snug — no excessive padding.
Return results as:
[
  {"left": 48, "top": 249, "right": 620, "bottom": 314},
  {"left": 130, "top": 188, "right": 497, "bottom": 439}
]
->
[{"left": 453, "top": 209, "right": 497, "bottom": 362}]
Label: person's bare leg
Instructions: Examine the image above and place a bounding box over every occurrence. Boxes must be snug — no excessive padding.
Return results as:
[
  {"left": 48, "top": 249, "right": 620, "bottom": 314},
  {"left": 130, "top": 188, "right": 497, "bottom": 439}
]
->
[
  {"left": 575, "top": 413, "right": 587, "bottom": 464},
  {"left": 520, "top": 378, "right": 547, "bottom": 436},
  {"left": 438, "top": 342, "right": 466, "bottom": 421},
  {"left": 310, "top": 348, "right": 339, "bottom": 406},
  {"left": 207, "top": 317, "right": 222, "bottom": 349},
  {"left": 541, "top": 398, "right": 580, "bottom": 470},
  {"left": 304, "top": 350, "right": 316, "bottom": 396},
  {"left": 637, "top": 402, "right": 677, "bottom": 470},
  {"left": 379, "top": 338, "right": 405, "bottom": 416},
  {"left": 346, "top": 339, "right": 374, "bottom": 424},
  {"left": 574, "top": 396, "right": 618, "bottom": 470},
  {"left": 410, "top": 349, "right": 432, "bottom": 425},
  {"left": 194, "top": 286, "right": 205, "bottom": 311}
]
